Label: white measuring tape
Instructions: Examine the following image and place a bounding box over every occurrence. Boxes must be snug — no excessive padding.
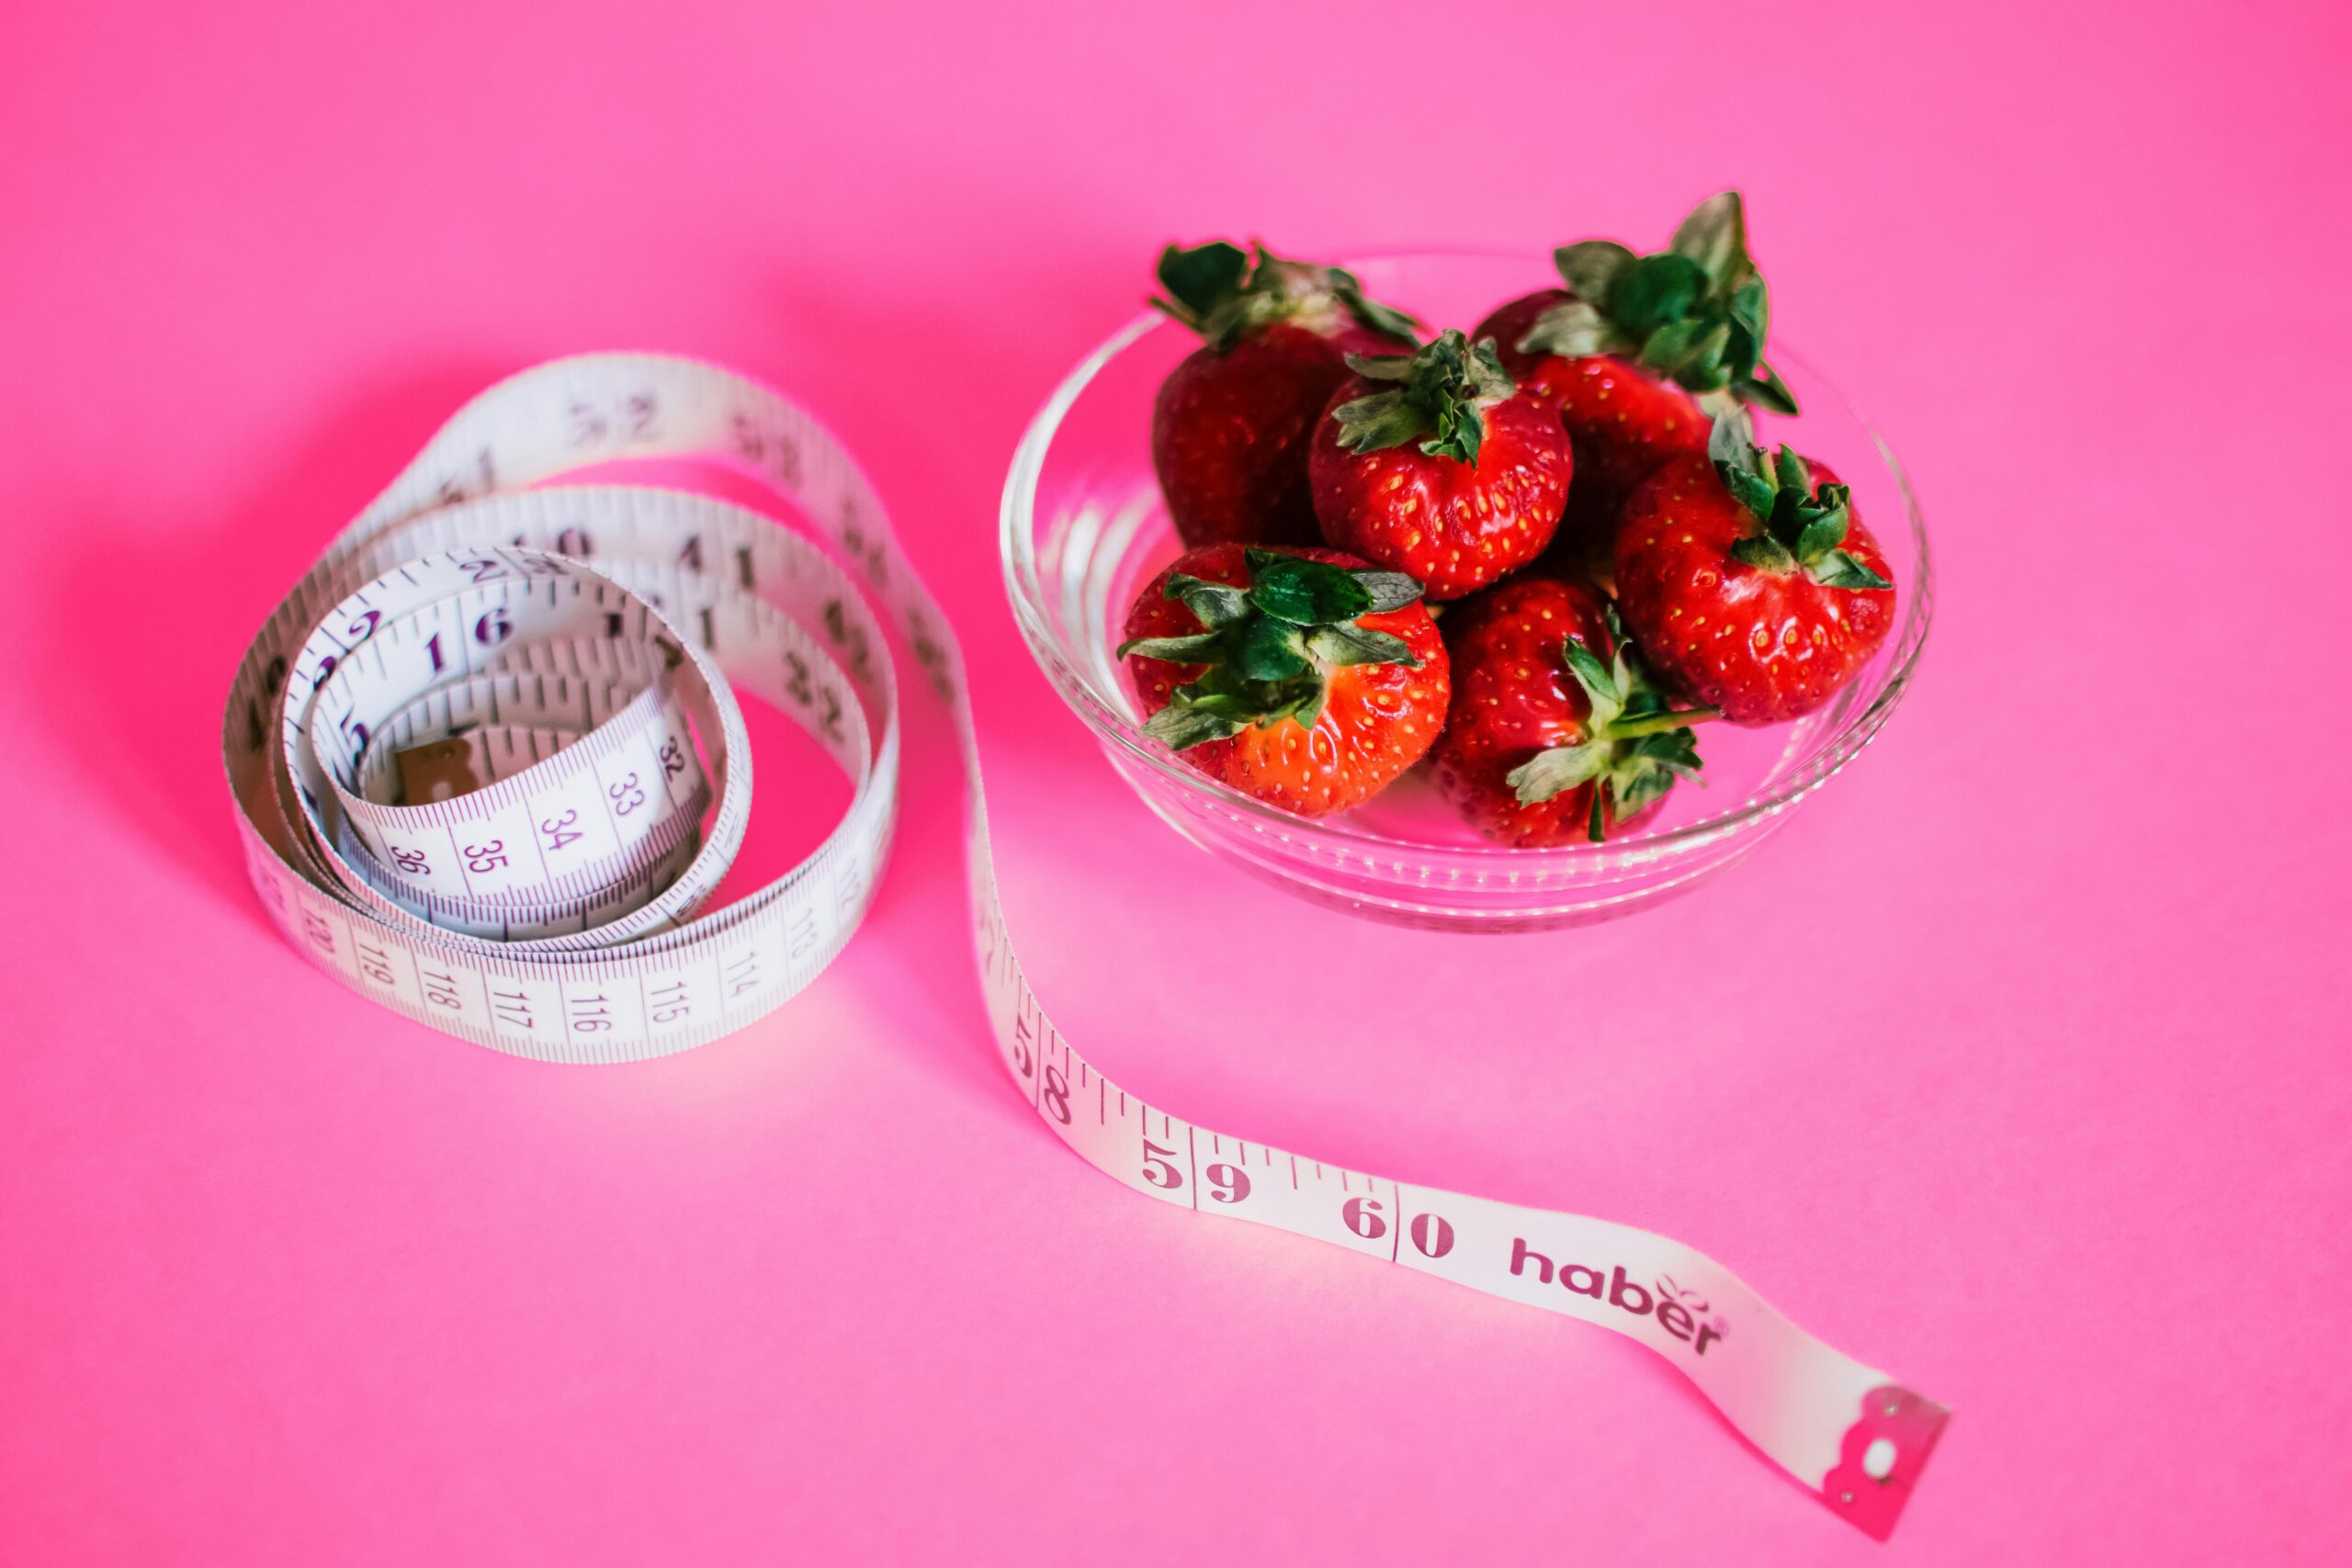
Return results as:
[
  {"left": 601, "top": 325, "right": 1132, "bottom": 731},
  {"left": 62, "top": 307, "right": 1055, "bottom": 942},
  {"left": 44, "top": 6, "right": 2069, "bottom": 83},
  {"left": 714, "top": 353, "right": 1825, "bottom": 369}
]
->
[{"left": 222, "top": 354, "right": 1946, "bottom": 1539}]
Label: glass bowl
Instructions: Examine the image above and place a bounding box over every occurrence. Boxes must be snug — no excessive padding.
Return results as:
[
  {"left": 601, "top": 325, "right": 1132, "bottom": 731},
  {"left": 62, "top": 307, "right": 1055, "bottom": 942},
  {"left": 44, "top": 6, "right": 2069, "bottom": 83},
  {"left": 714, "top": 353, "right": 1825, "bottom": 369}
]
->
[{"left": 1000, "top": 251, "right": 1932, "bottom": 931}]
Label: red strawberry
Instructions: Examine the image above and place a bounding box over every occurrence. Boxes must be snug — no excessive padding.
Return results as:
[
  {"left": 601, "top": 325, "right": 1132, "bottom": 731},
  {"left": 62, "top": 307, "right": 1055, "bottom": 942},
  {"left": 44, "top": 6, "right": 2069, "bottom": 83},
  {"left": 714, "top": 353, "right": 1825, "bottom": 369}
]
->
[
  {"left": 1432, "top": 576, "right": 1713, "bottom": 846},
  {"left": 1151, "top": 242, "right": 1419, "bottom": 548},
  {"left": 1475, "top": 288, "right": 1708, "bottom": 554},
  {"left": 1307, "top": 329, "right": 1570, "bottom": 599},
  {"left": 1120, "top": 543, "right": 1448, "bottom": 818},
  {"left": 1474, "top": 193, "right": 1796, "bottom": 553},
  {"left": 1614, "top": 410, "right": 1896, "bottom": 725}
]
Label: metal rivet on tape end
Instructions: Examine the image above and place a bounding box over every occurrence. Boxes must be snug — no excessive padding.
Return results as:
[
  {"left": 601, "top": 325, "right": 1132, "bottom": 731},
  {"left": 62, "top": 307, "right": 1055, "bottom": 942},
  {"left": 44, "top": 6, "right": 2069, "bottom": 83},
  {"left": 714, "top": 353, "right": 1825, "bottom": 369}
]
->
[{"left": 396, "top": 739, "right": 482, "bottom": 804}]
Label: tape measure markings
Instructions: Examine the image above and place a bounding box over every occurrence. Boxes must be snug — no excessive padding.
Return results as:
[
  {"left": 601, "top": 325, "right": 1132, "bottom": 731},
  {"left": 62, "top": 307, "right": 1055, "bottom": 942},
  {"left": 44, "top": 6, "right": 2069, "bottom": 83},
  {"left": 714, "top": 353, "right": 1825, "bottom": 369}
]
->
[{"left": 222, "top": 354, "right": 1945, "bottom": 1540}]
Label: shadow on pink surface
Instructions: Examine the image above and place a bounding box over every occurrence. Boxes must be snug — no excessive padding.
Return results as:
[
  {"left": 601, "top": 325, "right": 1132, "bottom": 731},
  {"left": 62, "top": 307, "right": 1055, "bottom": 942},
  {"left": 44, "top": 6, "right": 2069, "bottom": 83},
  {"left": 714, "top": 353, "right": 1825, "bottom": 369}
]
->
[{"left": 34, "top": 365, "right": 520, "bottom": 925}]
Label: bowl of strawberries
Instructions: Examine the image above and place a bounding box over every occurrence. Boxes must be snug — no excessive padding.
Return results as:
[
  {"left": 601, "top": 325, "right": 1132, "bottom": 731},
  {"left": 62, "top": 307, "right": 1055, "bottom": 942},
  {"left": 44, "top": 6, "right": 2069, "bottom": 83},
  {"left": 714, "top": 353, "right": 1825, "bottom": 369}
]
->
[{"left": 1001, "top": 195, "right": 1931, "bottom": 930}]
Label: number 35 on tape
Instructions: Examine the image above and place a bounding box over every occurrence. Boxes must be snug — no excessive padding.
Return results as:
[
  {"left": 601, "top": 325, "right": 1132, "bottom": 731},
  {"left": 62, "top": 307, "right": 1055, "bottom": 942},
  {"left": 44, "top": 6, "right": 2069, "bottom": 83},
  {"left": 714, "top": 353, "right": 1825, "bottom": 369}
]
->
[{"left": 223, "top": 354, "right": 1947, "bottom": 1540}]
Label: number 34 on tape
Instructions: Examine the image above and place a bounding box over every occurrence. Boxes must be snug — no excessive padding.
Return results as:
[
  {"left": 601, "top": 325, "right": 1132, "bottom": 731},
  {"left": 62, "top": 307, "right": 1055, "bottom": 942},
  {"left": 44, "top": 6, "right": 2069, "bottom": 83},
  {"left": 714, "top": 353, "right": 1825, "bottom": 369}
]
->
[{"left": 224, "top": 354, "right": 1947, "bottom": 1541}]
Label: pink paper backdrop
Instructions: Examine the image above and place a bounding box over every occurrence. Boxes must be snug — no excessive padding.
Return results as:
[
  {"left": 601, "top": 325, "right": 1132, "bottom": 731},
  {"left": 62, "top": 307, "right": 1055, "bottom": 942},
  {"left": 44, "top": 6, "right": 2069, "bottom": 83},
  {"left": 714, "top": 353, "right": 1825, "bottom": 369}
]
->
[{"left": 4, "top": 2, "right": 2347, "bottom": 1562}]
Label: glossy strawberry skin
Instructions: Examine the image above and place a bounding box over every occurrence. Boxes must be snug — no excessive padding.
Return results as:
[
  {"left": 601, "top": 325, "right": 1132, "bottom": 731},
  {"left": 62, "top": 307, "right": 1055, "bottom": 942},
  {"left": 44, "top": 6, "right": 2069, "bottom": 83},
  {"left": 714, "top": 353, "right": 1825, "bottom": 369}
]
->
[
  {"left": 1306, "top": 385, "right": 1568, "bottom": 600},
  {"left": 1614, "top": 454, "right": 1895, "bottom": 725},
  {"left": 1153, "top": 322, "right": 1406, "bottom": 549},
  {"left": 1430, "top": 576, "right": 1668, "bottom": 847},
  {"left": 1474, "top": 288, "right": 1709, "bottom": 547},
  {"left": 1123, "top": 543, "right": 1449, "bottom": 817}
]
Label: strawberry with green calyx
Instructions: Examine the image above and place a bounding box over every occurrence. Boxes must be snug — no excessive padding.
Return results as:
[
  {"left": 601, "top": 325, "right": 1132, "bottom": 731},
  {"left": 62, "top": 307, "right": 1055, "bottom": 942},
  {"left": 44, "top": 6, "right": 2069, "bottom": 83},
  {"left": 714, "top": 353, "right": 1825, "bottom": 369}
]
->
[
  {"left": 1432, "top": 576, "right": 1713, "bottom": 846},
  {"left": 1520, "top": 192, "right": 1796, "bottom": 412},
  {"left": 1152, "top": 241, "right": 1421, "bottom": 351},
  {"left": 1473, "top": 192, "right": 1793, "bottom": 550},
  {"left": 1308, "top": 329, "right": 1571, "bottom": 600},
  {"left": 1613, "top": 409, "right": 1896, "bottom": 726},
  {"left": 1151, "top": 242, "right": 1421, "bottom": 549},
  {"left": 1119, "top": 542, "right": 1449, "bottom": 818}
]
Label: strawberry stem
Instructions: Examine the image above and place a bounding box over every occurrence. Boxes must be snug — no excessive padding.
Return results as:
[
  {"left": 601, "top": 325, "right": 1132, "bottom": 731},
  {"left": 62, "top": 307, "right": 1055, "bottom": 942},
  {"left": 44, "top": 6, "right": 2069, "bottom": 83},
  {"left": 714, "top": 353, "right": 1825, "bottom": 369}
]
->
[
  {"left": 1709, "top": 411, "right": 1893, "bottom": 591},
  {"left": 1330, "top": 330, "right": 1516, "bottom": 465},
  {"left": 1152, "top": 241, "right": 1421, "bottom": 351},
  {"left": 1603, "top": 705, "right": 1719, "bottom": 739},
  {"left": 1506, "top": 621, "right": 1711, "bottom": 834}
]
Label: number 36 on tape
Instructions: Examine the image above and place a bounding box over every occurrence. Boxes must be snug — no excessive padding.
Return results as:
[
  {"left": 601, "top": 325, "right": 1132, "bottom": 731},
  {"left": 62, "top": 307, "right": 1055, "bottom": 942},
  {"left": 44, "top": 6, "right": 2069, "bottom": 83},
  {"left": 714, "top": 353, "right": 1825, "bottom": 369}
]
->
[{"left": 221, "top": 355, "right": 1947, "bottom": 1540}]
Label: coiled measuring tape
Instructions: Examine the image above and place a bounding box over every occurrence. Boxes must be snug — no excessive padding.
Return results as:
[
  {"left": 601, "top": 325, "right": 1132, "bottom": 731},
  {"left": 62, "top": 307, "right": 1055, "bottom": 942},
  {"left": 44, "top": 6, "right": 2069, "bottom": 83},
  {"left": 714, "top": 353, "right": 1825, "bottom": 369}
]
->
[{"left": 222, "top": 355, "right": 1946, "bottom": 1539}]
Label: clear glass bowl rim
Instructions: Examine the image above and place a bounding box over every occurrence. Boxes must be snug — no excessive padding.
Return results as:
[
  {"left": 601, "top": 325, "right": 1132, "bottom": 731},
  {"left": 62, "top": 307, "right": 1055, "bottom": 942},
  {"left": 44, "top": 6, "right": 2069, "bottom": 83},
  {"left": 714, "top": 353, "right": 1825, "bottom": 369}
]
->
[{"left": 999, "top": 248, "right": 1935, "bottom": 863}]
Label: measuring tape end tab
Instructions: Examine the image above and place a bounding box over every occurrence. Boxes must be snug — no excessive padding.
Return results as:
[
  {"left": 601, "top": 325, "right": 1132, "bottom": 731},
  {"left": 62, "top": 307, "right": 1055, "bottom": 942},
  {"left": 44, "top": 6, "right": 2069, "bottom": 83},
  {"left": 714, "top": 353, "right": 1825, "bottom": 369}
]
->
[{"left": 1819, "top": 1382, "right": 1951, "bottom": 1541}]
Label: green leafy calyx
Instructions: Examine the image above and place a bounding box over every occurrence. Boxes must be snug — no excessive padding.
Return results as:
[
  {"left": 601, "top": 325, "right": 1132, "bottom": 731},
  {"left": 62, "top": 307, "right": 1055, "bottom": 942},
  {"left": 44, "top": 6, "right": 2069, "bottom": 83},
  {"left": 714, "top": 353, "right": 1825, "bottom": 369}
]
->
[
  {"left": 1152, "top": 241, "right": 1422, "bottom": 352},
  {"left": 1117, "top": 549, "right": 1427, "bottom": 750},
  {"left": 1330, "top": 329, "right": 1516, "bottom": 466},
  {"left": 1708, "top": 411, "right": 1892, "bottom": 590},
  {"left": 1517, "top": 192, "right": 1798, "bottom": 415},
  {"left": 1503, "top": 610, "right": 1716, "bottom": 842}
]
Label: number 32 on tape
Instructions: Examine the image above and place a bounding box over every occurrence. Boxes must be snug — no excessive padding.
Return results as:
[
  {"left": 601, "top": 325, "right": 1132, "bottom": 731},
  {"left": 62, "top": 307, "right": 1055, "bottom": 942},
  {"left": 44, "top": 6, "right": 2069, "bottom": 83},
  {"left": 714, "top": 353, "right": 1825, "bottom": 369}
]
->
[{"left": 222, "top": 354, "right": 1947, "bottom": 1540}]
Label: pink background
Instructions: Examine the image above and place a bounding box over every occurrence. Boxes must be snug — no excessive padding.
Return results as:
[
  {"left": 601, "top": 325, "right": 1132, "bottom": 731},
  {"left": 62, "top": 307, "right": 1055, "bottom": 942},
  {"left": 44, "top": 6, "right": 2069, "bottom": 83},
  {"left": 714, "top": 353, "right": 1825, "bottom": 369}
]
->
[{"left": 4, "top": 2, "right": 2347, "bottom": 1562}]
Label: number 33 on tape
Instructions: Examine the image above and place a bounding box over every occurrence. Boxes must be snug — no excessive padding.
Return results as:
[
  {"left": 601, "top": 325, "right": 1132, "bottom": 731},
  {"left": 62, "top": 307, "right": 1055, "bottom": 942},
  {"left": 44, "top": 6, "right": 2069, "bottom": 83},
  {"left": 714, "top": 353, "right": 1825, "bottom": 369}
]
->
[{"left": 224, "top": 354, "right": 1947, "bottom": 1540}]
